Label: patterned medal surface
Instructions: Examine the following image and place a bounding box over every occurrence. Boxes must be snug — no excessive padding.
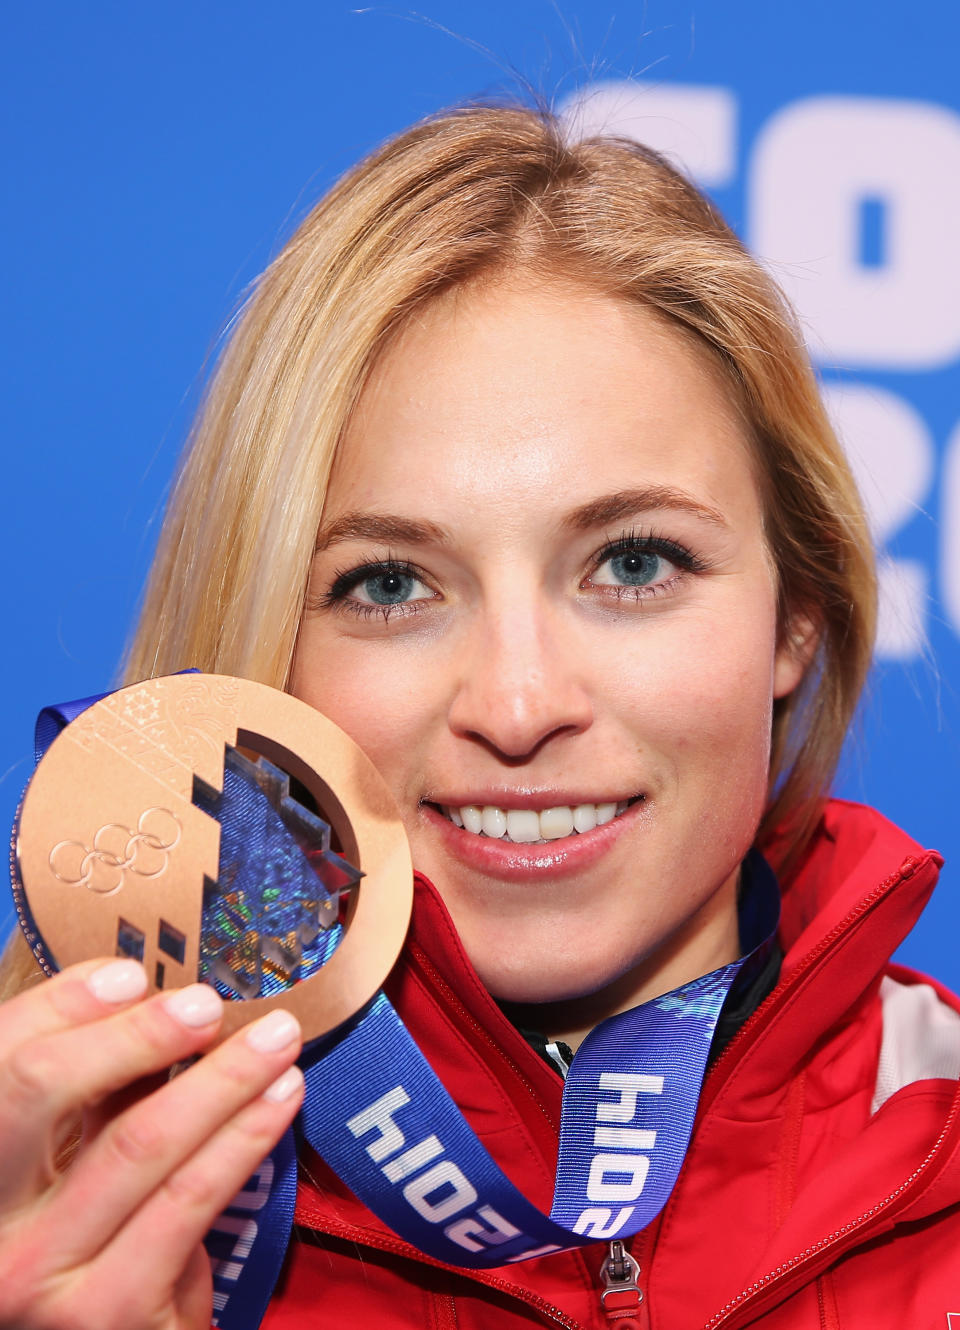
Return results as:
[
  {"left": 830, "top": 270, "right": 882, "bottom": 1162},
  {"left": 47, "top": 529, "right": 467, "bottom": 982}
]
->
[{"left": 13, "top": 673, "right": 413, "bottom": 1042}]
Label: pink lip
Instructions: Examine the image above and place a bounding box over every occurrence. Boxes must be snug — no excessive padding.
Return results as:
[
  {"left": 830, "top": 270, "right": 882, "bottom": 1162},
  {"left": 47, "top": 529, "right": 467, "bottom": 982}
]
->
[
  {"left": 420, "top": 798, "right": 649, "bottom": 883},
  {"left": 424, "top": 789, "right": 639, "bottom": 810}
]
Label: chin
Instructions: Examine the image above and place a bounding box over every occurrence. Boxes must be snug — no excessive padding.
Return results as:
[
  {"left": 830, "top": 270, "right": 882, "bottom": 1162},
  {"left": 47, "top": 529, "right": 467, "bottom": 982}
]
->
[{"left": 473, "top": 951, "right": 627, "bottom": 1006}]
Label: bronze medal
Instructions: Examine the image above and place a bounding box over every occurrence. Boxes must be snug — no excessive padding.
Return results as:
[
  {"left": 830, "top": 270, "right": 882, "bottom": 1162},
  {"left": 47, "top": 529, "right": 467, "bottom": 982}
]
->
[{"left": 12, "top": 674, "right": 413, "bottom": 1043}]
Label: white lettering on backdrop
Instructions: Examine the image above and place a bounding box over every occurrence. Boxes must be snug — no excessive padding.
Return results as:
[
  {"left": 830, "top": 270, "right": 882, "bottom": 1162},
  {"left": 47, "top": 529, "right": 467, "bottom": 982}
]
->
[{"left": 559, "top": 81, "right": 958, "bottom": 661}]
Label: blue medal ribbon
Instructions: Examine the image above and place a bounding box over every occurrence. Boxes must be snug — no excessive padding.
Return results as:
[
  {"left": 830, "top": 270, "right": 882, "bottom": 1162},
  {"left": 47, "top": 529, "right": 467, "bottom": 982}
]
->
[
  {"left": 297, "top": 855, "right": 776, "bottom": 1268},
  {"left": 20, "top": 687, "right": 780, "bottom": 1329}
]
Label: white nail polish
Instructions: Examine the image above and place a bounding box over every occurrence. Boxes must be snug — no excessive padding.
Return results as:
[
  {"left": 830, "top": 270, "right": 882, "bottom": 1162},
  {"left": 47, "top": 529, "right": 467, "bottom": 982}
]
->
[
  {"left": 86, "top": 959, "right": 148, "bottom": 1004},
  {"left": 263, "top": 1066, "right": 304, "bottom": 1103},
  {"left": 163, "top": 983, "right": 223, "bottom": 1028},
  {"left": 245, "top": 1009, "right": 301, "bottom": 1053}
]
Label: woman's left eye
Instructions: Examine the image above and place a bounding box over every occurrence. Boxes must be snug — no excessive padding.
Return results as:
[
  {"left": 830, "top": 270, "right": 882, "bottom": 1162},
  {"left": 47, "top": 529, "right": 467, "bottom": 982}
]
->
[{"left": 586, "top": 536, "right": 701, "bottom": 596}]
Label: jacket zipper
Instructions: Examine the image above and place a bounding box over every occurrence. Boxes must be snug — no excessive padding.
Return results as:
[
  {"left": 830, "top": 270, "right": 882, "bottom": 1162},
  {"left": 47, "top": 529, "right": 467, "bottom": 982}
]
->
[
  {"left": 437, "top": 1292, "right": 459, "bottom": 1329},
  {"left": 600, "top": 1240, "right": 644, "bottom": 1322},
  {"left": 816, "top": 1274, "right": 840, "bottom": 1330},
  {"left": 699, "top": 853, "right": 960, "bottom": 1329},
  {"left": 404, "top": 943, "right": 654, "bottom": 1326}
]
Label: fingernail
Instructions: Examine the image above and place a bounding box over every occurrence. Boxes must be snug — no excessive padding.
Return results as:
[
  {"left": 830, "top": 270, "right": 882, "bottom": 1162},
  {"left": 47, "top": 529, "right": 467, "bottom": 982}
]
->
[
  {"left": 163, "top": 983, "right": 223, "bottom": 1028},
  {"left": 263, "top": 1066, "right": 304, "bottom": 1103},
  {"left": 245, "top": 1009, "right": 301, "bottom": 1053},
  {"left": 87, "top": 959, "right": 148, "bottom": 1004}
]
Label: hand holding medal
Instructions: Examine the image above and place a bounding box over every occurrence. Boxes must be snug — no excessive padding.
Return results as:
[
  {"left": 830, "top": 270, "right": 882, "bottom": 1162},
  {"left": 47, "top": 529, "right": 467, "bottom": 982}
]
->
[{"left": 0, "top": 672, "right": 413, "bottom": 1330}]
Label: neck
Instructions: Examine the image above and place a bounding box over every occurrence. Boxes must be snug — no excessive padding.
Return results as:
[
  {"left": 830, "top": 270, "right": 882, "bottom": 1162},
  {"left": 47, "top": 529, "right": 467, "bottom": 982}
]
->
[{"left": 501, "top": 871, "right": 741, "bottom": 1052}]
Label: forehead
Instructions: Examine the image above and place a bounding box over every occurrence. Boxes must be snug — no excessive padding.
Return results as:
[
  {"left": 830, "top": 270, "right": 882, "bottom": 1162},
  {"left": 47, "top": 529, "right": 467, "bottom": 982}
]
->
[{"left": 329, "top": 278, "right": 759, "bottom": 533}]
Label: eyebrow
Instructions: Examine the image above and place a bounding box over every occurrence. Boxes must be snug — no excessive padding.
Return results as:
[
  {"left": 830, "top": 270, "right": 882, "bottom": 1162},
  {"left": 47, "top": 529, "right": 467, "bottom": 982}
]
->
[
  {"left": 562, "top": 487, "right": 729, "bottom": 532},
  {"left": 314, "top": 512, "right": 451, "bottom": 552}
]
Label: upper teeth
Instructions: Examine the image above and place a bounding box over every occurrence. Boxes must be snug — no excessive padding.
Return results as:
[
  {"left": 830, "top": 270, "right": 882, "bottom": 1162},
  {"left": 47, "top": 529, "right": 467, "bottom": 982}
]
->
[{"left": 443, "top": 801, "right": 631, "bottom": 843}]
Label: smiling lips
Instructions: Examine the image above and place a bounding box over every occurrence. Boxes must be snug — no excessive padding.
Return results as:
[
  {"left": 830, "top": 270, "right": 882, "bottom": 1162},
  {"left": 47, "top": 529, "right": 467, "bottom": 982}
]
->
[
  {"left": 438, "top": 799, "right": 637, "bottom": 844},
  {"left": 423, "top": 796, "right": 647, "bottom": 881}
]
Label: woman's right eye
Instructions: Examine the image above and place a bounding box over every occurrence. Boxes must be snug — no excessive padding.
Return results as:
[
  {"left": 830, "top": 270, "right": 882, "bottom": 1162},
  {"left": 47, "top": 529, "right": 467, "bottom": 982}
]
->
[
  {"left": 352, "top": 568, "right": 428, "bottom": 605},
  {"left": 323, "top": 560, "right": 436, "bottom": 618}
]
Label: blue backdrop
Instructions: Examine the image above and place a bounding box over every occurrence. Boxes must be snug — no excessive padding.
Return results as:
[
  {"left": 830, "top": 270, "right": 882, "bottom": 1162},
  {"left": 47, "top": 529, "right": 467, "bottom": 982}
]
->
[{"left": 3, "top": 1, "right": 958, "bottom": 987}]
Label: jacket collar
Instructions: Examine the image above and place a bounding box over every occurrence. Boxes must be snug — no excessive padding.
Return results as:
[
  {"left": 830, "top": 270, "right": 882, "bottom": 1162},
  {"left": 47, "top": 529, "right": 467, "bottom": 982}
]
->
[{"left": 700, "top": 799, "right": 947, "bottom": 1116}]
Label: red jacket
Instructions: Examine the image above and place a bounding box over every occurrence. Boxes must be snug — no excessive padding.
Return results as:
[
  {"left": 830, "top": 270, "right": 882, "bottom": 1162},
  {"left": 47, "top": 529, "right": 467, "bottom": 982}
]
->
[{"left": 262, "top": 801, "right": 960, "bottom": 1328}]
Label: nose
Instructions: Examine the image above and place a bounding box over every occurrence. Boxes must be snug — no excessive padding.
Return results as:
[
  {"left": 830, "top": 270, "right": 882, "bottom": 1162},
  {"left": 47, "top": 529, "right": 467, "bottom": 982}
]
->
[{"left": 446, "top": 601, "right": 594, "bottom": 761}]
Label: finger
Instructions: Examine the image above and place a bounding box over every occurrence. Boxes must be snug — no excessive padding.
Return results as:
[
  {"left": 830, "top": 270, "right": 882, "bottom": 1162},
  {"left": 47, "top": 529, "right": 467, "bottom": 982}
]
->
[
  {"left": 81, "top": 1069, "right": 169, "bottom": 1149},
  {"left": 34, "top": 1076, "right": 302, "bottom": 1330},
  {"left": 0, "top": 957, "right": 149, "bottom": 1064},
  {"left": 173, "top": 1242, "right": 216, "bottom": 1330},
  {"left": 0, "top": 982, "right": 224, "bottom": 1206},
  {"left": 1, "top": 1217, "right": 216, "bottom": 1330},
  {"left": 105, "top": 1063, "right": 304, "bottom": 1316},
  {"left": 39, "top": 1009, "right": 302, "bottom": 1265}
]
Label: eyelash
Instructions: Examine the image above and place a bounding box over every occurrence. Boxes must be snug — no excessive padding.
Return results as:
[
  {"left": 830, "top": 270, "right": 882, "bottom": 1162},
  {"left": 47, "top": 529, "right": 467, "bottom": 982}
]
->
[
  {"left": 583, "top": 529, "right": 709, "bottom": 599},
  {"left": 319, "top": 555, "right": 435, "bottom": 621},
  {"left": 317, "top": 530, "right": 709, "bottom": 622}
]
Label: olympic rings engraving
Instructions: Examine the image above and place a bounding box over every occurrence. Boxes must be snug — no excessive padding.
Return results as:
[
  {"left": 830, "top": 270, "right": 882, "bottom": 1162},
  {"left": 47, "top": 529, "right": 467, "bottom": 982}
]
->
[{"left": 49, "top": 808, "right": 182, "bottom": 895}]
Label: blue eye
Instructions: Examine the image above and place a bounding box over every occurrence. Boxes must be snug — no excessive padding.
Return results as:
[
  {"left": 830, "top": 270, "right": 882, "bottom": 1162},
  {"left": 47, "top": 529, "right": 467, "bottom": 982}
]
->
[
  {"left": 588, "top": 533, "right": 703, "bottom": 597},
  {"left": 357, "top": 569, "right": 421, "bottom": 605},
  {"left": 604, "top": 549, "right": 665, "bottom": 587},
  {"left": 324, "top": 559, "right": 435, "bottom": 618},
  {"left": 592, "top": 545, "right": 678, "bottom": 589}
]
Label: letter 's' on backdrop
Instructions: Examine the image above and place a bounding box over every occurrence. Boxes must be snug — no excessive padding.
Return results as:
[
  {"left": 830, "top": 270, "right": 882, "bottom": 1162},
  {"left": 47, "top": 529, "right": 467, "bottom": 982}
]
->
[{"left": 3, "top": 0, "right": 958, "bottom": 985}]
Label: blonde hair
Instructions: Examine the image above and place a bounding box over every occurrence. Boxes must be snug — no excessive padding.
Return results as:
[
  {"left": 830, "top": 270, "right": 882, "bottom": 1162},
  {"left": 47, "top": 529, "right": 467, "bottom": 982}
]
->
[{"left": 3, "top": 103, "right": 875, "bottom": 993}]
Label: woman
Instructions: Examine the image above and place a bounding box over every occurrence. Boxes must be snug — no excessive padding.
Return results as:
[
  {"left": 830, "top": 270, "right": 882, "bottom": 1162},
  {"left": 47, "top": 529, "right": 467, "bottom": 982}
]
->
[{"left": 1, "top": 105, "right": 959, "bottom": 1329}]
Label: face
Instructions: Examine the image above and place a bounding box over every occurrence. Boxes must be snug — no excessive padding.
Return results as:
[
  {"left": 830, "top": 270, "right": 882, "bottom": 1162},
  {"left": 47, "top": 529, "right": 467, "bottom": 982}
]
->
[{"left": 291, "top": 278, "right": 806, "bottom": 1023}]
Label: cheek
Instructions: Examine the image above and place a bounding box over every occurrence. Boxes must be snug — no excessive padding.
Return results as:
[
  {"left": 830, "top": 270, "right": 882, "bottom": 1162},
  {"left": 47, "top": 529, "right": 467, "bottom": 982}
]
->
[
  {"left": 289, "top": 635, "right": 434, "bottom": 800},
  {"left": 612, "top": 614, "right": 777, "bottom": 738},
  {"left": 604, "top": 612, "right": 778, "bottom": 834},
  {"left": 677, "top": 654, "right": 775, "bottom": 752}
]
